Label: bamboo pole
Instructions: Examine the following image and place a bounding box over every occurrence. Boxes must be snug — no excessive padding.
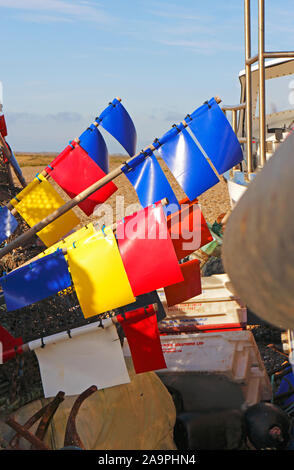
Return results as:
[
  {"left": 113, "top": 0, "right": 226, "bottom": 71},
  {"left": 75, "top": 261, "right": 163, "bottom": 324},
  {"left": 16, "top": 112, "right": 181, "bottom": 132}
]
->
[
  {"left": 0, "top": 133, "right": 27, "bottom": 188},
  {"left": 0, "top": 97, "right": 221, "bottom": 259},
  {"left": 6, "top": 197, "right": 169, "bottom": 273}
]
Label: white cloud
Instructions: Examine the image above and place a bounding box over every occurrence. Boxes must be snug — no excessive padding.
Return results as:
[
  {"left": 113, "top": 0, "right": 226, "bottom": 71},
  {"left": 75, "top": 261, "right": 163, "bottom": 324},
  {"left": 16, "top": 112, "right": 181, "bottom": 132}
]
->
[
  {"left": 17, "top": 13, "right": 74, "bottom": 24},
  {"left": 160, "top": 39, "right": 242, "bottom": 55},
  {"left": 122, "top": 1, "right": 243, "bottom": 57},
  {"left": 0, "top": 0, "right": 114, "bottom": 24}
]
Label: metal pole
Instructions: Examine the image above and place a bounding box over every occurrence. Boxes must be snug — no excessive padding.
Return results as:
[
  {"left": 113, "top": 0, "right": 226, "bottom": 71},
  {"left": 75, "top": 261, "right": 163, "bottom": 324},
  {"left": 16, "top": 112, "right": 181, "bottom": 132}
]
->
[
  {"left": 258, "top": 0, "right": 266, "bottom": 167},
  {"left": 244, "top": 0, "right": 253, "bottom": 174},
  {"left": 264, "top": 51, "right": 294, "bottom": 59},
  {"left": 232, "top": 109, "right": 237, "bottom": 134},
  {"left": 232, "top": 109, "right": 241, "bottom": 171}
]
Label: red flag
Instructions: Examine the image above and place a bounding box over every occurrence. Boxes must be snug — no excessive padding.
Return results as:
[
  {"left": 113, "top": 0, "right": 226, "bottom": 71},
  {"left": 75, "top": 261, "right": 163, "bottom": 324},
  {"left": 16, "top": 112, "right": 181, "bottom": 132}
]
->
[
  {"left": 116, "top": 203, "right": 184, "bottom": 297},
  {"left": 164, "top": 258, "right": 201, "bottom": 307},
  {"left": 117, "top": 305, "right": 167, "bottom": 374},
  {"left": 167, "top": 197, "right": 213, "bottom": 260},
  {"left": 45, "top": 141, "right": 117, "bottom": 216}
]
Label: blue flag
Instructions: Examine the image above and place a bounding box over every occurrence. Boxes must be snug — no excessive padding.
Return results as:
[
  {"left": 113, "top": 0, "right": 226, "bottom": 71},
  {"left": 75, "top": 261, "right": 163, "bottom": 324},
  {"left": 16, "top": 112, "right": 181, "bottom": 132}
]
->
[
  {"left": 97, "top": 98, "right": 137, "bottom": 156},
  {"left": 187, "top": 97, "right": 243, "bottom": 174},
  {"left": 0, "top": 206, "right": 18, "bottom": 244},
  {"left": 122, "top": 151, "right": 180, "bottom": 214},
  {"left": 79, "top": 124, "right": 109, "bottom": 173},
  {"left": 158, "top": 126, "right": 219, "bottom": 201},
  {"left": 0, "top": 249, "right": 72, "bottom": 311}
]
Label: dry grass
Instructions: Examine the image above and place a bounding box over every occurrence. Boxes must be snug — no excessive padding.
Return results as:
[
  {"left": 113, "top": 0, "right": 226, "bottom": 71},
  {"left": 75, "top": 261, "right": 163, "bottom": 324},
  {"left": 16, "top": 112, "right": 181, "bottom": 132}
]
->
[
  {"left": 14, "top": 152, "right": 58, "bottom": 167},
  {"left": 14, "top": 153, "right": 127, "bottom": 167}
]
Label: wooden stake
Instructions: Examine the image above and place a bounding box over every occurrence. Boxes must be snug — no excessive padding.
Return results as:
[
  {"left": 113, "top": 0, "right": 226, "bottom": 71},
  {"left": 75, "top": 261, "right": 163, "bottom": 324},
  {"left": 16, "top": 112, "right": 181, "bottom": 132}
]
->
[{"left": 0, "top": 97, "right": 221, "bottom": 259}]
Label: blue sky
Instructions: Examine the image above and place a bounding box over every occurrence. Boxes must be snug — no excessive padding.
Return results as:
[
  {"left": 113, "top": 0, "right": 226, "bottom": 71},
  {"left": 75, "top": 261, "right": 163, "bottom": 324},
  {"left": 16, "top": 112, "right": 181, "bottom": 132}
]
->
[{"left": 1, "top": 0, "right": 294, "bottom": 154}]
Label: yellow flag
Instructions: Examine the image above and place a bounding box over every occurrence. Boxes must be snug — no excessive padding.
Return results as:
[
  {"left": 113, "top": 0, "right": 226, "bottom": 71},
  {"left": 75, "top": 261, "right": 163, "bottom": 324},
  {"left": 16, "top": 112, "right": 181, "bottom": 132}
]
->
[
  {"left": 67, "top": 227, "right": 136, "bottom": 318},
  {"left": 39, "top": 223, "right": 95, "bottom": 259},
  {"left": 11, "top": 174, "right": 80, "bottom": 247}
]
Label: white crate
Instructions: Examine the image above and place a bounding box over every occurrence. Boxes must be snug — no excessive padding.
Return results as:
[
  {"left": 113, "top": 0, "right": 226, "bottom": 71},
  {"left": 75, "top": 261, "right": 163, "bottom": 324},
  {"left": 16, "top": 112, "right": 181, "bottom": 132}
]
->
[
  {"left": 158, "top": 302, "right": 247, "bottom": 325},
  {"left": 157, "top": 274, "right": 247, "bottom": 329},
  {"left": 123, "top": 330, "right": 272, "bottom": 406},
  {"left": 158, "top": 274, "right": 242, "bottom": 304}
]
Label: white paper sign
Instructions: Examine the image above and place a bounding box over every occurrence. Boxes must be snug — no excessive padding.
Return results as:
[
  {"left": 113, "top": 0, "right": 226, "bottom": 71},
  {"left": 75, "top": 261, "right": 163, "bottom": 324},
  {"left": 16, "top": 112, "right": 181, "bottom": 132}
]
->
[{"left": 35, "top": 324, "right": 130, "bottom": 398}]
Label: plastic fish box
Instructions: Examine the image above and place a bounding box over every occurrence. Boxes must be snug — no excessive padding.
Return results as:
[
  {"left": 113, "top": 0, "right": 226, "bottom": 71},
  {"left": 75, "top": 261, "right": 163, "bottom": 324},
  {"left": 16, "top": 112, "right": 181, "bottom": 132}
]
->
[
  {"left": 189, "top": 273, "right": 240, "bottom": 302},
  {"left": 157, "top": 273, "right": 247, "bottom": 331},
  {"left": 157, "top": 273, "right": 242, "bottom": 304},
  {"left": 158, "top": 314, "right": 247, "bottom": 334},
  {"left": 157, "top": 300, "right": 247, "bottom": 324},
  {"left": 123, "top": 330, "right": 272, "bottom": 408}
]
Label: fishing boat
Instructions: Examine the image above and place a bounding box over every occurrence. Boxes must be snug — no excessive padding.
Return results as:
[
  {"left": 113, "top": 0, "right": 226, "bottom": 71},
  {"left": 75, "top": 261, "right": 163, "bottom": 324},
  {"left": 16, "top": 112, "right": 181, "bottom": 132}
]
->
[{"left": 222, "top": 1, "right": 294, "bottom": 208}]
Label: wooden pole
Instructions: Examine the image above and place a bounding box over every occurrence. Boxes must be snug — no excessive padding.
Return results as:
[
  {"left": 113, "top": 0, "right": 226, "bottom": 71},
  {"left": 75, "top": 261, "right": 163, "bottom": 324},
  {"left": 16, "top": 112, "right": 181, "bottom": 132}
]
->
[{"left": 0, "top": 97, "right": 221, "bottom": 259}]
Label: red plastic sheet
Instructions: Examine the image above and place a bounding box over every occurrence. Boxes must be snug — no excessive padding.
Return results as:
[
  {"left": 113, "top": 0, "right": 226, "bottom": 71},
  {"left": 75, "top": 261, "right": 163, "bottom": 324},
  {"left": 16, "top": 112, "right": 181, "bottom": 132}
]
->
[
  {"left": 0, "top": 326, "right": 23, "bottom": 363},
  {"left": 167, "top": 197, "right": 213, "bottom": 260},
  {"left": 164, "top": 258, "right": 202, "bottom": 307},
  {"left": 0, "top": 115, "right": 7, "bottom": 138},
  {"left": 117, "top": 305, "right": 167, "bottom": 374},
  {"left": 116, "top": 204, "right": 184, "bottom": 297},
  {"left": 45, "top": 142, "right": 117, "bottom": 216}
]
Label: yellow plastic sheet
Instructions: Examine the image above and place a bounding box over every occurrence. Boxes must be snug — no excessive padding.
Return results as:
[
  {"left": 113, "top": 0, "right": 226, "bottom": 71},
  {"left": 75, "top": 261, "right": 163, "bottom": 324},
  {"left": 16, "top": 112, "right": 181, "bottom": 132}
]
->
[
  {"left": 11, "top": 174, "right": 80, "bottom": 247},
  {"left": 67, "top": 227, "right": 136, "bottom": 318},
  {"left": 38, "top": 223, "right": 95, "bottom": 259}
]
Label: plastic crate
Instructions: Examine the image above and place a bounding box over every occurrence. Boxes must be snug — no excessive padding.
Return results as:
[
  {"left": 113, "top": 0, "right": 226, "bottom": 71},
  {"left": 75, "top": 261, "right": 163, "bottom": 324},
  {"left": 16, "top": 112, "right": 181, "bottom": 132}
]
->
[
  {"left": 123, "top": 330, "right": 272, "bottom": 408},
  {"left": 157, "top": 274, "right": 247, "bottom": 332}
]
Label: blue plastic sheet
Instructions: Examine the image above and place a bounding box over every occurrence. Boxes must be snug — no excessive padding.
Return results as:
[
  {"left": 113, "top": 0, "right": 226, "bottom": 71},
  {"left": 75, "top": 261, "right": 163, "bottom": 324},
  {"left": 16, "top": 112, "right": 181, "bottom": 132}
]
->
[
  {"left": 122, "top": 151, "right": 180, "bottom": 214},
  {"left": 277, "top": 368, "right": 294, "bottom": 407},
  {"left": 158, "top": 127, "right": 219, "bottom": 201},
  {"left": 0, "top": 206, "right": 18, "bottom": 244},
  {"left": 79, "top": 124, "right": 109, "bottom": 174},
  {"left": 188, "top": 97, "right": 243, "bottom": 174},
  {"left": 97, "top": 98, "right": 137, "bottom": 156},
  {"left": 0, "top": 249, "right": 72, "bottom": 311}
]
